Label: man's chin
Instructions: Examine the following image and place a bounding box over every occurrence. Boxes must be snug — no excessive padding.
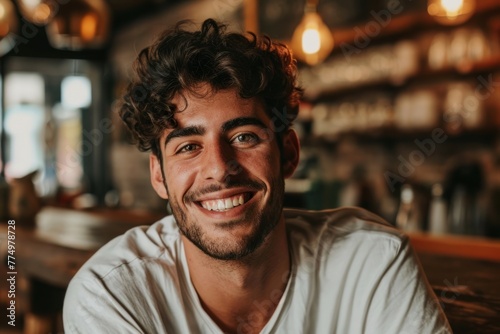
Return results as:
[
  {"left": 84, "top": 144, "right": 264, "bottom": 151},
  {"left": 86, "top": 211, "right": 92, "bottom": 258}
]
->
[
  {"left": 172, "top": 185, "right": 284, "bottom": 260},
  {"left": 181, "top": 221, "right": 272, "bottom": 261}
]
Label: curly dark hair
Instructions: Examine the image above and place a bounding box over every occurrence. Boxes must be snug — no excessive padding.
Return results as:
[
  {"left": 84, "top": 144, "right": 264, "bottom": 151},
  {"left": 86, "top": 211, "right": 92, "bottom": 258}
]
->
[{"left": 119, "top": 18, "right": 303, "bottom": 157}]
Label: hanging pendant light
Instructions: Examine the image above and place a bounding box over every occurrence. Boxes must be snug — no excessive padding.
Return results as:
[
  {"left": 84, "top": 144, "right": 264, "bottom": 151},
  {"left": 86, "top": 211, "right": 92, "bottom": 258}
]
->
[
  {"left": 427, "top": 0, "right": 475, "bottom": 25},
  {"left": 17, "top": 0, "right": 56, "bottom": 25},
  {"left": 45, "top": 0, "right": 110, "bottom": 50},
  {"left": 0, "top": 0, "right": 17, "bottom": 38},
  {"left": 290, "top": 0, "right": 334, "bottom": 66},
  {"left": 0, "top": 0, "right": 18, "bottom": 56}
]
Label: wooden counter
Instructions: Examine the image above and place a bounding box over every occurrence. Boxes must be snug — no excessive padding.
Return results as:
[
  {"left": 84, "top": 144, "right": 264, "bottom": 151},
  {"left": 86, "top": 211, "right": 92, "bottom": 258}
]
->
[
  {"left": 409, "top": 232, "right": 500, "bottom": 334},
  {"left": 409, "top": 232, "right": 500, "bottom": 263}
]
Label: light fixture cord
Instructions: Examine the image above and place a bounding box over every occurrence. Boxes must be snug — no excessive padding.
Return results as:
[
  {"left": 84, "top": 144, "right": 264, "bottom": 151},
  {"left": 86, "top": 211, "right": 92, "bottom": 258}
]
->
[{"left": 305, "top": 0, "right": 318, "bottom": 13}]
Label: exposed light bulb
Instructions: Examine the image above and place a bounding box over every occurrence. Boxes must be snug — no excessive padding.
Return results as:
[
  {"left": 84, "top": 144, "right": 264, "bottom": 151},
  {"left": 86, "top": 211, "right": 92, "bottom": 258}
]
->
[
  {"left": 441, "top": 0, "right": 463, "bottom": 12},
  {"left": 428, "top": 0, "right": 475, "bottom": 25},
  {"left": 302, "top": 28, "right": 321, "bottom": 54},
  {"left": 290, "top": 10, "right": 334, "bottom": 66},
  {"left": 0, "top": 0, "right": 17, "bottom": 38},
  {"left": 17, "top": 0, "right": 55, "bottom": 25},
  {"left": 46, "top": 0, "right": 110, "bottom": 50}
]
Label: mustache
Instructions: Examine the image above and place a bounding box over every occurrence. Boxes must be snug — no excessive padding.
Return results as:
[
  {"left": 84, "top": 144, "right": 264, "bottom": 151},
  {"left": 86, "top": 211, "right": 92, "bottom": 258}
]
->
[{"left": 185, "top": 180, "right": 264, "bottom": 203}]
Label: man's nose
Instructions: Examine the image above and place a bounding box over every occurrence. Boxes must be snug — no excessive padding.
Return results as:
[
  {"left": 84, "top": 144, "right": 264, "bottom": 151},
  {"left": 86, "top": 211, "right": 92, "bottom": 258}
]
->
[{"left": 201, "top": 142, "right": 240, "bottom": 183}]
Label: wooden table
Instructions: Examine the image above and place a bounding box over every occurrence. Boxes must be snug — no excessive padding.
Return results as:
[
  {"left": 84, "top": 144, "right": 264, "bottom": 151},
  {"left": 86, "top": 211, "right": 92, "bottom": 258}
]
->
[
  {"left": 0, "top": 207, "right": 163, "bottom": 334},
  {"left": 1, "top": 208, "right": 500, "bottom": 333}
]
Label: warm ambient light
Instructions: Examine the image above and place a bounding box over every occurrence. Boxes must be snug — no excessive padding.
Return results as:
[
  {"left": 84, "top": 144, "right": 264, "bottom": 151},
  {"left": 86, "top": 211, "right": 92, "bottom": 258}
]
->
[
  {"left": 17, "top": 0, "right": 54, "bottom": 25},
  {"left": 290, "top": 1, "right": 334, "bottom": 66},
  {"left": 80, "top": 13, "right": 98, "bottom": 41},
  {"left": 45, "top": 0, "right": 110, "bottom": 50},
  {"left": 302, "top": 28, "right": 321, "bottom": 54},
  {"left": 427, "top": 0, "right": 475, "bottom": 25},
  {"left": 0, "top": 0, "right": 17, "bottom": 39}
]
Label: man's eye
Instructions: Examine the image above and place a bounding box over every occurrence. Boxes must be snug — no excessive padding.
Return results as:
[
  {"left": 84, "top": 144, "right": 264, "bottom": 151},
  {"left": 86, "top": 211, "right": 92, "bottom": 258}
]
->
[
  {"left": 233, "top": 133, "right": 258, "bottom": 144},
  {"left": 177, "top": 144, "right": 199, "bottom": 153}
]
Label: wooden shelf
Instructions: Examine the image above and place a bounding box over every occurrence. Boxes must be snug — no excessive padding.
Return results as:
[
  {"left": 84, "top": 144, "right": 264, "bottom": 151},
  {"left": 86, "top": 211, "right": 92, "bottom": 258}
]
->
[
  {"left": 328, "top": 0, "right": 500, "bottom": 54},
  {"left": 300, "top": 128, "right": 499, "bottom": 146},
  {"left": 298, "top": 0, "right": 500, "bottom": 102},
  {"left": 304, "top": 56, "right": 500, "bottom": 102}
]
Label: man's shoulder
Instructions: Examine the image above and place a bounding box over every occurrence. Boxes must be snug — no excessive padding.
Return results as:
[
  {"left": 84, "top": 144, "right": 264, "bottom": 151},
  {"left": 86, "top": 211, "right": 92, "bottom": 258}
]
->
[
  {"left": 76, "top": 214, "right": 181, "bottom": 280},
  {"left": 64, "top": 215, "right": 188, "bottom": 332},
  {"left": 284, "top": 207, "right": 412, "bottom": 283},
  {"left": 284, "top": 207, "right": 407, "bottom": 251}
]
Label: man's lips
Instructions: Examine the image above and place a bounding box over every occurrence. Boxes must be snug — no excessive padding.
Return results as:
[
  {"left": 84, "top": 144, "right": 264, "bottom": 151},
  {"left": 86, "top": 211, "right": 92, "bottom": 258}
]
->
[{"left": 198, "top": 193, "right": 254, "bottom": 211}]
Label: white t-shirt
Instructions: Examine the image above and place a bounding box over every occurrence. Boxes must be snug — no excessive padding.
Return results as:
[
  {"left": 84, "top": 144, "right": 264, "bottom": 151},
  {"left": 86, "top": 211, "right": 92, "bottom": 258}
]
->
[{"left": 63, "top": 207, "right": 452, "bottom": 334}]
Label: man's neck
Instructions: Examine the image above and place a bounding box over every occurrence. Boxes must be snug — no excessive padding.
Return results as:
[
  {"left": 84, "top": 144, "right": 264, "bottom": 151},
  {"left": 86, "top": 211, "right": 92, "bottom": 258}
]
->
[{"left": 182, "top": 219, "right": 291, "bottom": 334}]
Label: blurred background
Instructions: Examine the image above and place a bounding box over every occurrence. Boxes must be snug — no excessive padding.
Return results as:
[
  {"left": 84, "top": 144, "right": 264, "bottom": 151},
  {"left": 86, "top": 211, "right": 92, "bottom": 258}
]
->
[
  {"left": 0, "top": 0, "right": 500, "bottom": 332},
  {"left": 1, "top": 0, "right": 499, "bottom": 237}
]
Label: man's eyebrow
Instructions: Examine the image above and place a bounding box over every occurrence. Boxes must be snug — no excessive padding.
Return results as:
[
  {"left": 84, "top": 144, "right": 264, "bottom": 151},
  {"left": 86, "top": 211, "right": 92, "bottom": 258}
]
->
[
  {"left": 164, "top": 126, "right": 205, "bottom": 147},
  {"left": 221, "top": 117, "right": 267, "bottom": 133}
]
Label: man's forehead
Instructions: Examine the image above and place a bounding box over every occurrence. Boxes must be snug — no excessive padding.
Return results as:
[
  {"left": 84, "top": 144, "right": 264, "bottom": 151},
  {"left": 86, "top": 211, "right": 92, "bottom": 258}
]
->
[{"left": 161, "top": 87, "right": 269, "bottom": 138}]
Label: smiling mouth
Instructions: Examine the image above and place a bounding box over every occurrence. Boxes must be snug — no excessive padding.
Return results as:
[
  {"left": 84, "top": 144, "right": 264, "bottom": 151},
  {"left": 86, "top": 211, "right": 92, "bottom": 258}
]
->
[{"left": 198, "top": 193, "right": 253, "bottom": 212}]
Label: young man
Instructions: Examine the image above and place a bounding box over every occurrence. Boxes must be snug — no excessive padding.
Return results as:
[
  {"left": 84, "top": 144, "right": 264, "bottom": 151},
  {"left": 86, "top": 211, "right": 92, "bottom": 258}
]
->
[{"left": 63, "top": 19, "right": 452, "bottom": 333}]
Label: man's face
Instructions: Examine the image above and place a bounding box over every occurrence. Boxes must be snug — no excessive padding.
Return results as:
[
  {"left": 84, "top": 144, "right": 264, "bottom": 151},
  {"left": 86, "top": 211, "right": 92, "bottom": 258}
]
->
[{"left": 150, "top": 85, "right": 299, "bottom": 260}]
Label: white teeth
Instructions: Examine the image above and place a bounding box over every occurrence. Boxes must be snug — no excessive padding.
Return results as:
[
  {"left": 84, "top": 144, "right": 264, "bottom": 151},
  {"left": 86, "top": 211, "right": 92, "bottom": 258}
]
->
[{"left": 201, "top": 194, "right": 248, "bottom": 211}]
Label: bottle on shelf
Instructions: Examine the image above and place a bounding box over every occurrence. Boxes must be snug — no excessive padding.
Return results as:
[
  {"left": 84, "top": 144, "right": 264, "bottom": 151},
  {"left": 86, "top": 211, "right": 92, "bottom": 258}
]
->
[
  {"left": 428, "top": 183, "right": 448, "bottom": 235},
  {"left": 395, "top": 184, "right": 422, "bottom": 232}
]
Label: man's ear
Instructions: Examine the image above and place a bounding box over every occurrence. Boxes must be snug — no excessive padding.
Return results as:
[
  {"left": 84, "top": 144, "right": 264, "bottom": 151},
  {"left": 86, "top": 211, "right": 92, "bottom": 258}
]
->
[
  {"left": 281, "top": 129, "right": 300, "bottom": 179},
  {"left": 150, "top": 154, "right": 169, "bottom": 199}
]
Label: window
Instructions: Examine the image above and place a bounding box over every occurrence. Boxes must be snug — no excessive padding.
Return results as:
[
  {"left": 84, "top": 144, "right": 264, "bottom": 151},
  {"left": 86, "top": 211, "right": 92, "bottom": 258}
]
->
[{"left": 0, "top": 57, "right": 110, "bottom": 202}]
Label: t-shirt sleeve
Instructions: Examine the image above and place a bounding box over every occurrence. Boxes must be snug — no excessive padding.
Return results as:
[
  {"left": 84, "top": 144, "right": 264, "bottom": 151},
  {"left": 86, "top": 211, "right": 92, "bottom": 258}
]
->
[
  {"left": 365, "top": 237, "right": 453, "bottom": 334},
  {"left": 63, "top": 275, "right": 147, "bottom": 334}
]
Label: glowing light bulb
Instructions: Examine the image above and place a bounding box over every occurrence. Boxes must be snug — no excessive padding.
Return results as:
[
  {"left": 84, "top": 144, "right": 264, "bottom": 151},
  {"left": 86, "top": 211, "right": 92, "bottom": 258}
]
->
[
  {"left": 46, "top": 0, "right": 110, "bottom": 50},
  {"left": 33, "top": 4, "right": 51, "bottom": 24},
  {"left": 441, "top": 0, "right": 463, "bottom": 13},
  {"left": 291, "top": 11, "right": 334, "bottom": 66},
  {"left": 18, "top": 0, "right": 54, "bottom": 25},
  {"left": 302, "top": 28, "right": 321, "bottom": 54},
  {"left": 428, "top": 0, "right": 475, "bottom": 25},
  {"left": 81, "top": 13, "right": 98, "bottom": 41},
  {"left": 0, "top": 0, "right": 17, "bottom": 38}
]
